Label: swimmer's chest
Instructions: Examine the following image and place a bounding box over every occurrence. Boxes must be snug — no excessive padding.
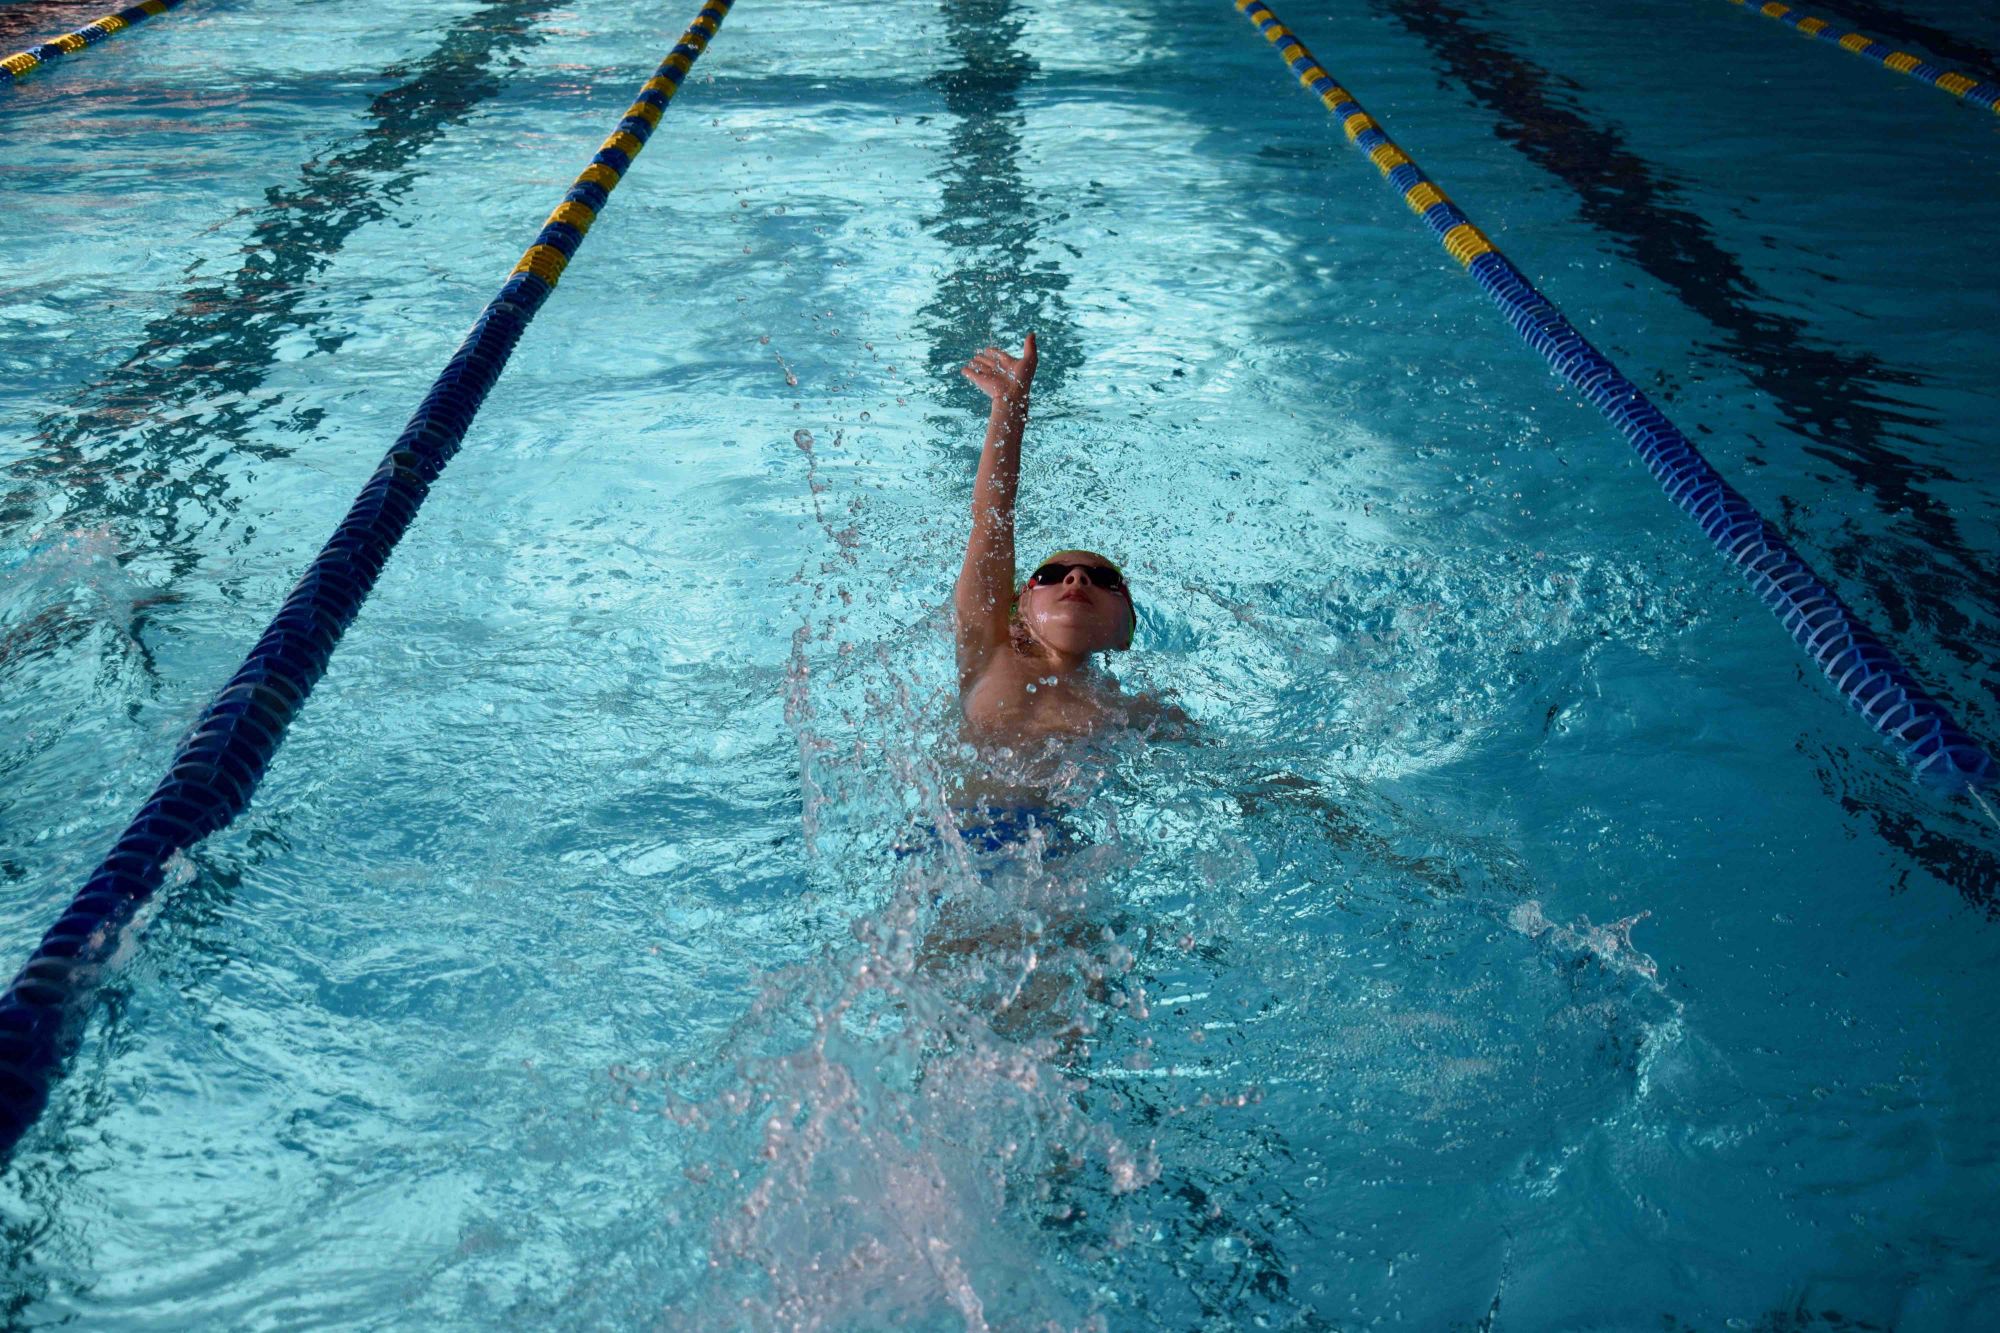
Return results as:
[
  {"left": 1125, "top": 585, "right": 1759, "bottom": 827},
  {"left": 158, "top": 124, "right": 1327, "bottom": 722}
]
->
[{"left": 963, "top": 654, "right": 1121, "bottom": 738}]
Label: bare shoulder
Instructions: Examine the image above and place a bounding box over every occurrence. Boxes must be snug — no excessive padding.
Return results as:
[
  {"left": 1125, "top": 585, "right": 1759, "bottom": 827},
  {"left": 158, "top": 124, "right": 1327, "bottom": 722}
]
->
[
  {"left": 954, "top": 595, "right": 1018, "bottom": 694},
  {"left": 959, "top": 637, "right": 1033, "bottom": 723}
]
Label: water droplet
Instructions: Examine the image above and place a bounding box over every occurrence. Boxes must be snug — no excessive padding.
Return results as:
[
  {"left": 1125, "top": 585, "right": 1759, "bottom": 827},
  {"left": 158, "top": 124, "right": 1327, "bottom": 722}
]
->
[
  {"left": 858, "top": 411, "right": 871, "bottom": 422},
  {"left": 794, "top": 429, "right": 814, "bottom": 448}
]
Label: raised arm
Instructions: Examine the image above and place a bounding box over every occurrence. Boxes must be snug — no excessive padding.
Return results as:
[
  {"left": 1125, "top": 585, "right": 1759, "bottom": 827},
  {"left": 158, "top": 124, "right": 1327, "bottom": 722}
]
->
[{"left": 954, "top": 332, "right": 1038, "bottom": 690}]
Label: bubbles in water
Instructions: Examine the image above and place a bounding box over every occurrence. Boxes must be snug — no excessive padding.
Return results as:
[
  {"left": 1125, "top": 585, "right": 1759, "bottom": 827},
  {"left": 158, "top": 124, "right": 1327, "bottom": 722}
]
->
[
  {"left": 859, "top": 411, "right": 871, "bottom": 423},
  {"left": 162, "top": 849, "right": 197, "bottom": 890},
  {"left": 794, "top": 429, "right": 814, "bottom": 449}
]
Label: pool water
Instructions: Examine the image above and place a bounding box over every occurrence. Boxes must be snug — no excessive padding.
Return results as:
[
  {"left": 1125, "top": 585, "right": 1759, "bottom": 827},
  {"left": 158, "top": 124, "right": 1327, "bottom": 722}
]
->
[{"left": 2, "top": 0, "right": 1998, "bottom": 1326}]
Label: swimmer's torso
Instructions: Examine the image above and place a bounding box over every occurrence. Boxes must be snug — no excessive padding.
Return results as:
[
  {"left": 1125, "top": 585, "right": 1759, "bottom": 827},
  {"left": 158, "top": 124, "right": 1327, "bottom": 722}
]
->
[{"left": 960, "top": 641, "right": 1141, "bottom": 748}]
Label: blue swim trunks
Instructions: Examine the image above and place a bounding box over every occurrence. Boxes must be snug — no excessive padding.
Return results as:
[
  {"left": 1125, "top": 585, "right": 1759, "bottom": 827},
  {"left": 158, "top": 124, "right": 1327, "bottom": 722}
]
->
[{"left": 895, "top": 804, "right": 1077, "bottom": 861}]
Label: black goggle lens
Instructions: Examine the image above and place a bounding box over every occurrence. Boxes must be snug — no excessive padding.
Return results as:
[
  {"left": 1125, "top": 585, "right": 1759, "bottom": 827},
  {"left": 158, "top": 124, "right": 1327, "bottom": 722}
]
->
[{"left": 1028, "top": 561, "right": 1128, "bottom": 595}]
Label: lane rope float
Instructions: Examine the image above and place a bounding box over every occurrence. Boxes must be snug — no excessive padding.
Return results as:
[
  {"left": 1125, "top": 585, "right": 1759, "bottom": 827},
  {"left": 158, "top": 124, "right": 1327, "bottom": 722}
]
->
[
  {"left": 1230, "top": 0, "right": 1996, "bottom": 791},
  {"left": 0, "top": 0, "right": 737, "bottom": 1158},
  {"left": 1721, "top": 0, "right": 2000, "bottom": 115},
  {"left": 1, "top": 0, "right": 189, "bottom": 88}
]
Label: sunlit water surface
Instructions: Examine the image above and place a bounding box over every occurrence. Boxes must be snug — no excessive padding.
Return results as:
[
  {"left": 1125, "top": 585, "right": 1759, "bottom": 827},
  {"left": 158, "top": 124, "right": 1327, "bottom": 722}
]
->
[{"left": 2, "top": 0, "right": 1998, "bottom": 1327}]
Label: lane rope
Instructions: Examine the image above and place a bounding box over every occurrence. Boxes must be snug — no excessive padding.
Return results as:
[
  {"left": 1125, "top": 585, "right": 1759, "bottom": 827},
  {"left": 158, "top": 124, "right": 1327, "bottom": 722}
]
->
[
  {"left": 1721, "top": 0, "right": 2000, "bottom": 114},
  {"left": 1, "top": 0, "right": 188, "bottom": 88},
  {"left": 1230, "top": 0, "right": 1995, "bottom": 791},
  {"left": 0, "top": 0, "right": 737, "bottom": 1158}
]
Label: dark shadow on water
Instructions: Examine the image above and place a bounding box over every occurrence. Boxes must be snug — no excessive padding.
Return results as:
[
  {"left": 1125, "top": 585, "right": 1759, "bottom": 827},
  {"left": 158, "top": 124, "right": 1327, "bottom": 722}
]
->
[
  {"left": 1362, "top": 0, "right": 2000, "bottom": 910},
  {"left": 0, "top": 8, "right": 552, "bottom": 1299},
  {"left": 1823, "top": 751, "right": 2000, "bottom": 914},
  {"left": 1782, "top": 0, "right": 2000, "bottom": 85},
  {"left": 915, "top": 0, "right": 1079, "bottom": 428},
  {"left": 2, "top": 0, "right": 550, "bottom": 585},
  {"left": 1370, "top": 0, "right": 1999, "bottom": 610},
  {"left": 0, "top": 2, "right": 113, "bottom": 51}
]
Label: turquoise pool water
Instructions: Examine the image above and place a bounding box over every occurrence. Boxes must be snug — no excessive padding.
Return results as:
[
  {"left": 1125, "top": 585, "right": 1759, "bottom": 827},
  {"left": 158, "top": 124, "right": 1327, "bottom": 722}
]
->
[{"left": 3, "top": 0, "right": 1998, "bottom": 1326}]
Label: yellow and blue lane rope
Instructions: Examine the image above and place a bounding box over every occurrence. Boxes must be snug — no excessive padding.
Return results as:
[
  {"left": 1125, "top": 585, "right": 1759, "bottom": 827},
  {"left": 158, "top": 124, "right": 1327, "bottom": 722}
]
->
[
  {"left": 0, "top": 0, "right": 187, "bottom": 88},
  {"left": 0, "top": 0, "right": 736, "bottom": 1158},
  {"left": 1722, "top": 0, "right": 2000, "bottom": 114},
  {"left": 1230, "top": 0, "right": 1994, "bottom": 791}
]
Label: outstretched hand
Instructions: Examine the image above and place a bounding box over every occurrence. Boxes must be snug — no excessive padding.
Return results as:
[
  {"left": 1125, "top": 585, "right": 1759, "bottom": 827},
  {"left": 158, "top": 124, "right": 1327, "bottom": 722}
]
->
[{"left": 961, "top": 331, "right": 1037, "bottom": 412}]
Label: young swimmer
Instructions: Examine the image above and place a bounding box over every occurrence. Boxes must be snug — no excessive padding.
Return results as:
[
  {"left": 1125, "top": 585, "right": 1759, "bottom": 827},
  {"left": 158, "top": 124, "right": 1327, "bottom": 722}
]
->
[
  {"left": 908, "top": 332, "right": 1193, "bottom": 1035},
  {"left": 953, "top": 331, "right": 1191, "bottom": 766}
]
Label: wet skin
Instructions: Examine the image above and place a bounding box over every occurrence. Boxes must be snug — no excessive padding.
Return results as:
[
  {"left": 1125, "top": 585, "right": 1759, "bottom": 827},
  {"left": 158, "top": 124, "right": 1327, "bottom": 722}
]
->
[{"left": 951, "top": 332, "right": 1189, "bottom": 764}]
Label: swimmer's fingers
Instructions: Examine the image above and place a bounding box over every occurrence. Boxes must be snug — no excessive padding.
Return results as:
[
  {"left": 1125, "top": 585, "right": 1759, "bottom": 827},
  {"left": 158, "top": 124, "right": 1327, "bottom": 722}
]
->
[
  {"left": 979, "top": 351, "right": 1025, "bottom": 384},
  {"left": 961, "top": 363, "right": 1012, "bottom": 405},
  {"left": 961, "top": 343, "right": 1035, "bottom": 412},
  {"left": 961, "top": 354, "right": 1006, "bottom": 384},
  {"left": 963, "top": 353, "right": 1021, "bottom": 391}
]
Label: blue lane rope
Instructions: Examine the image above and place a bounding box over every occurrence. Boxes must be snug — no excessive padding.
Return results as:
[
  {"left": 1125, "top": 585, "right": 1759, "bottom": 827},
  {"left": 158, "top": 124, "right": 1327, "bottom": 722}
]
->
[
  {"left": 0, "top": 0, "right": 737, "bottom": 1158},
  {"left": 1723, "top": 0, "right": 2000, "bottom": 115},
  {"left": 1, "top": 0, "right": 188, "bottom": 88},
  {"left": 1230, "top": 0, "right": 1995, "bottom": 791}
]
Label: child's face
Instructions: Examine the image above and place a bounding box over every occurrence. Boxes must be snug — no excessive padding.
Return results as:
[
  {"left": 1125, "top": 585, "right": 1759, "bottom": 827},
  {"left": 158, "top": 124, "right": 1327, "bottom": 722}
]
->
[{"left": 1018, "top": 550, "right": 1133, "bottom": 656}]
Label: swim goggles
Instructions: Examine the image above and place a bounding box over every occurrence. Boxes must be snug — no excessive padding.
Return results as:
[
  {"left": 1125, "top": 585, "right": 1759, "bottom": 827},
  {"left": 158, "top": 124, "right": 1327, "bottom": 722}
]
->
[{"left": 1024, "top": 561, "right": 1130, "bottom": 596}]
